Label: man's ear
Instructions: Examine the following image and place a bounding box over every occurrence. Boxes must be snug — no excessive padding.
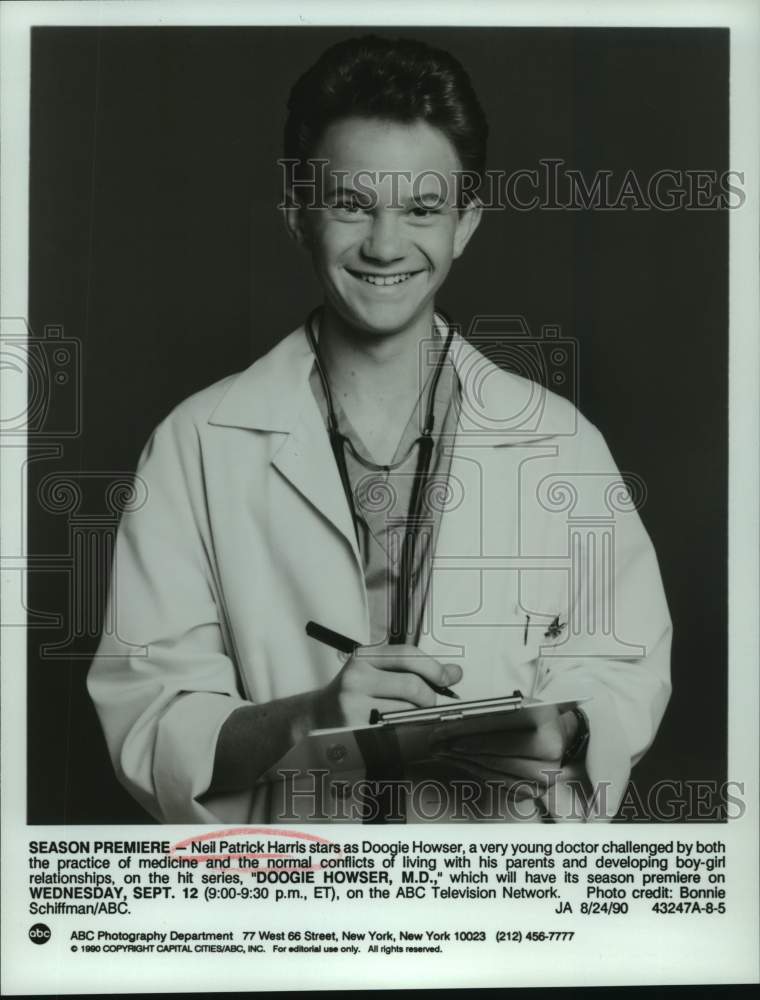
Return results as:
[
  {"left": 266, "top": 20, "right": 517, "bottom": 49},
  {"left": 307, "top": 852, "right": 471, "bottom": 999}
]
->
[
  {"left": 284, "top": 197, "right": 310, "bottom": 248},
  {"left": 452, "top": 199, "right": 483, "bottom": 260}
]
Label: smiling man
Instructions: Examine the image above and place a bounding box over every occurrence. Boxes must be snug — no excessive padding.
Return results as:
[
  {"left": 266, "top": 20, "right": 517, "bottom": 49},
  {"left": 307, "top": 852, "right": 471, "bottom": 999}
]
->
[
  {"left": 290, "top": 115, "right": 478, "bottom": 469},
  {"left": 297, "top": 116, "right": 478, "bottom": 341},
  {"left": 88, "top": 35, "right": 672, "bottom": 824}
]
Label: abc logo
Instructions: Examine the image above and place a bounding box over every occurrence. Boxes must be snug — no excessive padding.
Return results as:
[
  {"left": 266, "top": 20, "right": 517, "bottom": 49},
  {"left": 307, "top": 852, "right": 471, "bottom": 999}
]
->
[{"left": 29, "top": 923, "right": 51, "bottom": 945}]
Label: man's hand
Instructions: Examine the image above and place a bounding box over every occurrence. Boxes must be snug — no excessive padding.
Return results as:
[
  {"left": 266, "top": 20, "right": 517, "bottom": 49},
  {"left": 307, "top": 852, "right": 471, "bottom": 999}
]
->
[
  {"left": 430, "top": 708, "right": 579, "bottom": 798},
  {"left": 316, "top": 644, "right": 463, "bottom": 729}
]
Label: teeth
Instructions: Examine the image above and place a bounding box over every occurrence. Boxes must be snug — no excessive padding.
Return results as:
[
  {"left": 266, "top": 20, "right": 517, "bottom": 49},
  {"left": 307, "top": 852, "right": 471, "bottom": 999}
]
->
[{"left": 355, "top": 272, "right": 414, "bottom": 286}]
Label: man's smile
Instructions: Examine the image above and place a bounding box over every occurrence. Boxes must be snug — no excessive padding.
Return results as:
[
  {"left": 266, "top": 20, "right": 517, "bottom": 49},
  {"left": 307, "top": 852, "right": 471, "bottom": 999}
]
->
[{"left": 345, "top": 267, "right": 425, "bottom": 287}]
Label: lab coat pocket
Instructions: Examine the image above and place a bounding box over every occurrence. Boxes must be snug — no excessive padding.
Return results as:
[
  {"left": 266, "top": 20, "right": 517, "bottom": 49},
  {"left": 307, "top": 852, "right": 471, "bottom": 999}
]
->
[
  {"left": 506, "top": 601, "right": 571, "bottom": 698},
  {"left": 495, "top": 601, "right": 540, "bottom": 698}
]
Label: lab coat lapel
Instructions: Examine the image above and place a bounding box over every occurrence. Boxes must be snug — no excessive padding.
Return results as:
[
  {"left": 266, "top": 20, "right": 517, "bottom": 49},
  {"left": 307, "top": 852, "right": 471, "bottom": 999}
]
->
[
  {"left": 270, "top": 391, "right": 361, "bottom": 561},
  {"left": 209, "top": 326, "right": 362, "bottom": 562}
]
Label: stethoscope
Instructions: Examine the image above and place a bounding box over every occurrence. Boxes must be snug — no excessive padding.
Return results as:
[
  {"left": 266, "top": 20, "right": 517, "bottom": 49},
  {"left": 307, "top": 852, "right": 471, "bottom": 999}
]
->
[{"left": 305, "top": 306, "right": 455, "bottom": 644}]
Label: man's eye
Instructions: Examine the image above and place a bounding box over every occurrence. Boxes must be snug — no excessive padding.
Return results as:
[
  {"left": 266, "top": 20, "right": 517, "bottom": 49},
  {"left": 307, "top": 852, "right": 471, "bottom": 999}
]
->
[
  {"left": 335, "top": 199, "right": 367, "bottom": 214},
  {"left": 410, "top": 205, "right": 441, "bottom": 218}
]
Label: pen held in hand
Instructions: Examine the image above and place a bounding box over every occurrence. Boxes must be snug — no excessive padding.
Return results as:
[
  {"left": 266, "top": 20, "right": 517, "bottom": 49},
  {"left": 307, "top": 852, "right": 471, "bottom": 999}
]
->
[{"left": 305, "top": 620, "right": 460, "bottom": 700}]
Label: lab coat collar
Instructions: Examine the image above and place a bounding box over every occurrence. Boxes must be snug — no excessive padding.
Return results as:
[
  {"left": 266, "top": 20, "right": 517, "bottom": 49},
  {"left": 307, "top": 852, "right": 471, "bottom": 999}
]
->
[{"left": 207, "top": 317, "right": 575, "bottom": 446}]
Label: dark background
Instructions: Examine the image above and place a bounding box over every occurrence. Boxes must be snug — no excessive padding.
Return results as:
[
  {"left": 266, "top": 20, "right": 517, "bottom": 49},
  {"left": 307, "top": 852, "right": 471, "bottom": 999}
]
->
[{"left": 27, "top": 27, "right": 728, "bottom": 823}]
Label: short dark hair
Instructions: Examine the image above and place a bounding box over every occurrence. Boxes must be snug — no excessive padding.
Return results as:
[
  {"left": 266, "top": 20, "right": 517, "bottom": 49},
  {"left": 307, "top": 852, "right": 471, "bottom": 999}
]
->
[{"left": 283, "top": 34, "right": 488, "bottom": 202}]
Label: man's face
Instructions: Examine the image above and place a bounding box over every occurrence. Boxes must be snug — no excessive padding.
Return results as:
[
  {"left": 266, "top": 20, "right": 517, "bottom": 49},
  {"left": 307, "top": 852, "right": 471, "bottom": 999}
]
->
[{"left": 291, "top": 117, "right": 481, "bottom": 337}]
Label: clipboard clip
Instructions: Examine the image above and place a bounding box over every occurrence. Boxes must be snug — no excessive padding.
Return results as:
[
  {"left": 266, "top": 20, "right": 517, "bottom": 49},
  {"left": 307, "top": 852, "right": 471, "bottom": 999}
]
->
[
  {"left": 369, "top": 690, "right": 524, "bottom": 726},
  {"left": 437, "top": 710, "right": 464, "bottom": 722}
]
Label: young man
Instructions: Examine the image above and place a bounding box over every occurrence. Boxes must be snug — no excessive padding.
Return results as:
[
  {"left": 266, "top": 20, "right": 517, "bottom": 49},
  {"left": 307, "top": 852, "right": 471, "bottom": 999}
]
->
[{"left": 88, "top": 35, "right": 672, "bottom": 824}]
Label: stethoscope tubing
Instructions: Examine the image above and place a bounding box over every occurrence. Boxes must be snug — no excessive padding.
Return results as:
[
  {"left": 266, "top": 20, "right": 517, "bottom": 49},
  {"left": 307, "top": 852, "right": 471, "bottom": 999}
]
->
[{"left": 305, "top": 307, "right": 455, "bottom": 643}]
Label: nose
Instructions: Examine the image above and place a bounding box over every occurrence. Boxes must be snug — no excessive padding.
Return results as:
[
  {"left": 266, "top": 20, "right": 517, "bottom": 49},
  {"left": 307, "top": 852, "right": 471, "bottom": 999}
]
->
[{"left": 361, "top": 212, "right": 405, "bottom": 264}]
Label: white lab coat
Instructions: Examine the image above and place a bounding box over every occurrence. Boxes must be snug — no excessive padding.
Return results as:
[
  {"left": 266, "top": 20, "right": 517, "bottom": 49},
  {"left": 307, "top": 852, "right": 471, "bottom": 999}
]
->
[{"left": 88, "top": 323, "right": 672, "bottom": 824}]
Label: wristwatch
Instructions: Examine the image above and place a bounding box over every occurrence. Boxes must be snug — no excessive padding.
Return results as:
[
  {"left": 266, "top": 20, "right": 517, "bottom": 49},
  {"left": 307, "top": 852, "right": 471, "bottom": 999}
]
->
[{"left": 561, "top": 706, "right": 590, "bottom": 766}]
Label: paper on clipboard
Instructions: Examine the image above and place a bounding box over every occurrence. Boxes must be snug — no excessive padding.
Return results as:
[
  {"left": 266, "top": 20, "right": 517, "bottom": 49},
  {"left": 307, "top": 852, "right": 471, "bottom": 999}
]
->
[{"left": 263, "top": 694, "right": 589, "bottom": 778}]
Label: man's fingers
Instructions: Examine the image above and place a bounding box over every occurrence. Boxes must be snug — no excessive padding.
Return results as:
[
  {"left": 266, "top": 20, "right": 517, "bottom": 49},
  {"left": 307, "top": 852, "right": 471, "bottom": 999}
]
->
[
  {"left": 368, "top": 698, "right": 415, "bottom": 718},
  {"left": 433, "top": 756, "right": 541, "bottom": 798},
  {"left": 370, "top": 669, "right": 437, "bottom": 708},
  {"left": 356, "top": 644, "right": 462, "bottom": 689},
  {"left": 433, "top": 753, "right": 559, "bottom": 795},
  {"left": 434, "top": 750, "right": 561, "bottom": 784}
]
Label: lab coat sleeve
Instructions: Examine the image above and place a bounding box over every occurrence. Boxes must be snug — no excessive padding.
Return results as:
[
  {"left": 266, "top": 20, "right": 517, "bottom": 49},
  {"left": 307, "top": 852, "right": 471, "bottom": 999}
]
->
[
  {"left": 536, "top": 419, "right": 673, "bottom": 820},
  {"left": 87, "top": 408, "right": 251, "bottom": 823}
]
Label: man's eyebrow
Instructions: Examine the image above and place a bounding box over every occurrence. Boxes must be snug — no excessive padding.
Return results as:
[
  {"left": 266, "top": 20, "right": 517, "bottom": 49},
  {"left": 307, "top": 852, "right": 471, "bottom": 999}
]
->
[
  {"left": 321, "top": 183, "right": 451, "bottom": 206},
  {"left": 408, "top": 191, "right": 449, "bottom": 205},
  {"left": 323, "top": 183, "right": 376, "bottom": 201}
]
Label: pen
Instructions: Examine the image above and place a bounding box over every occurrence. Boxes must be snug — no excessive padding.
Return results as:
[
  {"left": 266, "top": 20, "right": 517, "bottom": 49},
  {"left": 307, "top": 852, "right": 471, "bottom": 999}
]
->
[{"left": 305, "top": 621, "right": 460, "bottom": 700}]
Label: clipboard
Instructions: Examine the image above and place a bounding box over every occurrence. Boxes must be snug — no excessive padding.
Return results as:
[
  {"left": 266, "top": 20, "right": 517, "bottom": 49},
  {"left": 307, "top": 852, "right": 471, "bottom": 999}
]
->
[{"left": 264, "top": 691, "right": 589, "bottom": 779}]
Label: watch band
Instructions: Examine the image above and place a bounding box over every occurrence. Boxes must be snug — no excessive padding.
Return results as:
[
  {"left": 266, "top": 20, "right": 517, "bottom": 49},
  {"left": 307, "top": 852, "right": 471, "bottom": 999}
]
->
[{"left": 561, "top": 706, "right": 590, "bottom": 766}]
